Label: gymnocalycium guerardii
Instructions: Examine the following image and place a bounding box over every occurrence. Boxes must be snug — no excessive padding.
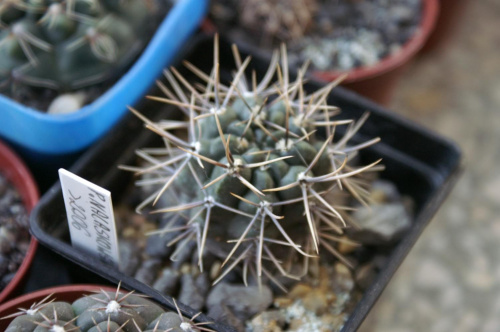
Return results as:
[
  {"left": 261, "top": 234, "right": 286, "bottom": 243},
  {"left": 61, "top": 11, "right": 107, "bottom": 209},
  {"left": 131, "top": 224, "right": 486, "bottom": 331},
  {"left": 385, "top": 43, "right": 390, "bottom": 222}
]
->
[
  {"left": 3, "top": 283, "right": 215, "bottom": 331},
  {"left": 0, "top": 0, "right": 158, "bottom": 97},
  {"left": 211, "top": 0, "right": 318, "bottom": 46},
  {"left": 123, "top": 36, "right": 383, "bottom": 290}
]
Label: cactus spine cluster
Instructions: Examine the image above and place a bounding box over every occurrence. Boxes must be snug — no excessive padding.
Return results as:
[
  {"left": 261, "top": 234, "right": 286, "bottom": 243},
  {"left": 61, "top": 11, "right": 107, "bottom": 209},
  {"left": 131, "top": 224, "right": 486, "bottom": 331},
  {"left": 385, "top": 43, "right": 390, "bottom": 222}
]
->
[
  {"left": 4, "top": 284, "right": 214, "bottom": 332},
  {"left": 0, "top": 0, "right": 156, "bottom": 96},
  {"left": 126, "top": 37, "right": 381, "bottom": 289}
]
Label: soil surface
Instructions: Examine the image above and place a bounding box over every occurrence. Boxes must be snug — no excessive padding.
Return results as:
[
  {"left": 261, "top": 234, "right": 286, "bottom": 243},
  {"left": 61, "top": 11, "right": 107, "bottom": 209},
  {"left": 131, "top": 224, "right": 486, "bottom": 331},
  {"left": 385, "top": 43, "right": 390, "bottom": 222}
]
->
[
  {"left": 211, "top": 0, "right": 422, "bottom": 71},
  {"left": 112, "top": 176, "right": 411, "bottom": 331},
  {"left": 0, "top": 173, "right": 30, "bottom": 292}
]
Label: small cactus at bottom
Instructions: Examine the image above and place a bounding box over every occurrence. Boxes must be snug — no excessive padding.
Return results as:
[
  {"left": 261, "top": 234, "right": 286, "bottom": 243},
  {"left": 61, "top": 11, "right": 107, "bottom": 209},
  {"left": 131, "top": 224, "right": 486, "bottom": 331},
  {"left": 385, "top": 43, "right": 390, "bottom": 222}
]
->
[
  {"left": 124, "top": 36, "right": 383, "bottom": 290},
  {"left": 2, "top": 283, "right": 214, "bottom": 332}
]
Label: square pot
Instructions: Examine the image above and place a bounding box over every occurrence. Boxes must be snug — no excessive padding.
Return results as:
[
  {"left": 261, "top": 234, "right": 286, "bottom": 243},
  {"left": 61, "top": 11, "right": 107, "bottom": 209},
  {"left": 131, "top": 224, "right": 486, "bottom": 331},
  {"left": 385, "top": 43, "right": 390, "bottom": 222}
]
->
[
  {"left": 30, "top": 36, "right": 462, "bottom": 331},
  {"left": 0, "top": 0, "right": 208, "bottom": 157}
]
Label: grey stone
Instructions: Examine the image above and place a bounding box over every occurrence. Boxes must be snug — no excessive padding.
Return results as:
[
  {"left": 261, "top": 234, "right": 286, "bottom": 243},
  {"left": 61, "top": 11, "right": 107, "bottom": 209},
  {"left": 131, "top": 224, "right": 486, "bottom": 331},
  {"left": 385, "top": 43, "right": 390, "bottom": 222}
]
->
[
  {"left": 178, "top": 273, "right": 209, "bottom": 312},
  {"left": 355, "top": 263, "right": 378, "bottom": 290},
  {"left": 47, "top": 92, "right": 86, "bottom": 115},
  {"left": 153, "top": 268, "right": 180, "bottom": 295},
  {"left": 119, "top": 240, "right": 141, "bottom": 276},
  {"left": 206, "top": 283, "right": 273, "bottom": 322},
  {"left": 350, "top": 203, "right": 411, "bottom": 244},
  {"left": 145, "top": 216, "right": 183, "bottom": 259},
  {"left": 207, "top": 304, "right": 245, "bottom": 332},
  {"left": 134, "top": 258, "right": 162, "bottom": 285},
  {"left": 333, "top": 263, "right": 355, "bottom": 293},
  {"left": 250, "top": 310, "right": 286, "bottom": 329}
]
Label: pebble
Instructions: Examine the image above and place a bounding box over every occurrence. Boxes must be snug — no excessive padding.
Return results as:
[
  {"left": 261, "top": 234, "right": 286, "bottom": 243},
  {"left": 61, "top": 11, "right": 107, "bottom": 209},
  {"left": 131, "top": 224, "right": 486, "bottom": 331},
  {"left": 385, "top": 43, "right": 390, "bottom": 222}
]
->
[
  {"left": 371, "top": 179, "right": 402, "bottom": 203},
  {"left": 208, "top": 304, "right": 246, "bottom": 332},
  {"left": 134, "top": 258, "right": 162, "bottom": 285},
  {"left": 302, "top": 289, "right": 332, "bottom": 315},
  {"left": 350, "top": 202, "right": 411, "bottom": 244},
  {"left": 178, "top": 273, "right": 209, "bottom": 311},
  {"left": 47, "top": 92, "right": 86, "bottom": 114},
  {"left": 146, "top": 231, "right": 177, "bottom": 259},
  {"left": 249, "top": 310, "right": 285, "bottom": 331},
  {"left": 355, "top": 263, "right": 378, "bottom": 290},
  {"left": 332, "top": 263, "right": 355, "bottom": 293},
  {"left": 0, "top": 173, "right": 30, "bottom": 293},
  {"left": 118, "top": 240, "right": 141, "bottom": 276},
  {"left": 288, "top": 284, "right": 312, "bottom": 300},
  {"left": 207, "top": 283, "right": 273, "bottom": 322},
  {"left": 337, "top": 236, "right": 361, "bottom": 255},
  {"left": 153, "top": 268, "right": 180, "bottom": 295}
]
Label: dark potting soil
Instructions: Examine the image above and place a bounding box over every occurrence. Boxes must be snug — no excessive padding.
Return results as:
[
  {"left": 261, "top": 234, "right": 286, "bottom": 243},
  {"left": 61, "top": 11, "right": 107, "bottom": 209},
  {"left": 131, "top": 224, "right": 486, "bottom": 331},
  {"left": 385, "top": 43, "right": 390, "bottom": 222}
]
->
[
  {"left": 210, "top": 0, "right": 422, "bottom": 71},
  {"left": 0, "top": 173, "right": 30, "bottom": 292}
]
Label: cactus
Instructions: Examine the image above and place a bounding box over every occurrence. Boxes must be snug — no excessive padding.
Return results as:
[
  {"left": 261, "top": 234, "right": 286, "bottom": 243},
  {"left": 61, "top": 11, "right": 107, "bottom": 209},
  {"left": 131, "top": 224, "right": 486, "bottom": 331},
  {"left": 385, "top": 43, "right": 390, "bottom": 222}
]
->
[
  {"left": 0, "top": 0, "right": 159, "bottom": 98},
  {"left": 3, "top": 284, "right": 214, "bottom": 332},
  {"left": 124, "top": 37, "right": 382, "bottom": 290},
  {"left": 241, "top": 0, "right": 318, "bottom": 44},
  {"left": 211, "top": 0, "right": 318, "bottom": 46}
]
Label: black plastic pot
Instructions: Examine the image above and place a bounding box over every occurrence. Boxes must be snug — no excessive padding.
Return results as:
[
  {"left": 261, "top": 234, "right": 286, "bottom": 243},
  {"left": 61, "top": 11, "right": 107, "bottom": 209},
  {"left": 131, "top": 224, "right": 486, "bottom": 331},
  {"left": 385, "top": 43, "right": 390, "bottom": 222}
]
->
[{"left": 30, "top": 36, "right": 462, "bottom": 331}]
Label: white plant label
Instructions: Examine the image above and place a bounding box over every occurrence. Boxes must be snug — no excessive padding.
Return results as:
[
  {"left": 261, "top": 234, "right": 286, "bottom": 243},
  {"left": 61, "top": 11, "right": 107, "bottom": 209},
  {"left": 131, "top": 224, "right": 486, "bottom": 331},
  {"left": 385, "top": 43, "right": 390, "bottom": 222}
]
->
[{"left": 59, "top": 168, "right": 120, "bottom": 268}]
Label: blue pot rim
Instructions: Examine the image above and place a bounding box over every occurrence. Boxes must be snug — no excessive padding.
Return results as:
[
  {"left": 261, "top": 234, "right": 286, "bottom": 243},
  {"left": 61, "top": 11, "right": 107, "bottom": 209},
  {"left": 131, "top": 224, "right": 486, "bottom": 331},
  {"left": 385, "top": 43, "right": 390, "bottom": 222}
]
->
[{"left": 0, "top": 0, "right": 209, "bottom": 154}]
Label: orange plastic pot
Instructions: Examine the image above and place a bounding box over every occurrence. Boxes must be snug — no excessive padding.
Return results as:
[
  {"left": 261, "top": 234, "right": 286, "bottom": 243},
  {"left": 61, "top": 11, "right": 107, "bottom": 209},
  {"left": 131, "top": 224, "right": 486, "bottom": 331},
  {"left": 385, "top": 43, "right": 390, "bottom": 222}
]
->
[
  {"left": 0, "top": 285, "right": 116, "bottom": 329},
  {"left": 313, "top": 0, "right": 439, "bottom": 106},
  {"left": 0, "top": 140, "right": 39, "bottom": 303},
  {"left": 420, "top": 0, "right": 470, "bottom": 54}
]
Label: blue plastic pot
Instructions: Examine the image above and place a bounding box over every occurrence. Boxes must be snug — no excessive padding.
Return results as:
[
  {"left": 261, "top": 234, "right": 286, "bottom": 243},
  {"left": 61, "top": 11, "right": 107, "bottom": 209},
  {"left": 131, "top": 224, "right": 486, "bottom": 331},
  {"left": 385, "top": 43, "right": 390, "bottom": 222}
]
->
[{"left": 0, "top": 0, "right": 208, "bottom": 156}]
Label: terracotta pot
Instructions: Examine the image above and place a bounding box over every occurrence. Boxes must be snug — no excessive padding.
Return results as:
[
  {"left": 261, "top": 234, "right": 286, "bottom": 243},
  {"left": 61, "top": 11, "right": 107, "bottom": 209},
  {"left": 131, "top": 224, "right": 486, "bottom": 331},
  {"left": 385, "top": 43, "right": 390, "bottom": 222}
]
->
[
  {"left": 420, "top": 0, "right": 470, "bottom": 54},
  {"left": 205, "top": 0, "right": 440, "bottom": 106},
  {"left": 0, "top": 284, "right": 116, "bottom": 329},
  {"left": 0, "top": 140, "right": 39, "bottom": 303},
  {"left": 312, "top": 0, "right": 440, "bottom": 105}
]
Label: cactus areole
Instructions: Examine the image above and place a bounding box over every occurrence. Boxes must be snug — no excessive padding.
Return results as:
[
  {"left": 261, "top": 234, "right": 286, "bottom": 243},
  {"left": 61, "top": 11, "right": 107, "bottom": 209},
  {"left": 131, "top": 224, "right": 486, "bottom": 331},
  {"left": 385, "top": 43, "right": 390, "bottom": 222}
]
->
[
  {"left": 127, "top": 37, "right": 382, "bottom": 288},
  {"left": 0, "top": 0, "right": 159, "bottom": 97}
]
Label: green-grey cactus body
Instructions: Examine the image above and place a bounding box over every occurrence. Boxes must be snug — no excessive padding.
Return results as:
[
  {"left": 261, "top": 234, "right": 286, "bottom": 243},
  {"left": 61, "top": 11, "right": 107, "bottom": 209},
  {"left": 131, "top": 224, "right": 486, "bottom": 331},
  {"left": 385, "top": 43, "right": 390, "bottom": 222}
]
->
[
  {"left": 0, "top": 0, "right": 157, "bottom": 94},
  {"left": 129, "top": 39, "right": 381, "bottom": 286},
  {"left": 4, "top": 286, "right": 210, "bottom": 332}
]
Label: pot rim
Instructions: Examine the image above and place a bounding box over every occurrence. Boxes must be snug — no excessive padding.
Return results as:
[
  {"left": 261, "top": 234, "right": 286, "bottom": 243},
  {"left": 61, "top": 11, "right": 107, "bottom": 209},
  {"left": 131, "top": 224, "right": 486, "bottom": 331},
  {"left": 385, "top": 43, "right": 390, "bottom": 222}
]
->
[
  {"left": 0, "top": 0, "right": 209, "bottom": 155},
  {"left": 0, "top": 140, "right": 39, "bottom": 303},
  {"left": 312, "top": 0, "right": 440, "bottom": 83},
  {"left": 0, "top": 284, "right": 118, "bottom": 327}
]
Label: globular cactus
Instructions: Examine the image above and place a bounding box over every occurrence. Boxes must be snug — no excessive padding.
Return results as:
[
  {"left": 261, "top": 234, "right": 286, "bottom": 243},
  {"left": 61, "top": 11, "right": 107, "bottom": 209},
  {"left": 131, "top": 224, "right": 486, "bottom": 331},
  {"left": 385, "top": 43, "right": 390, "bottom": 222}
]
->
[
  {"left": 4, "top": 284, "right": 214, "bottom": 332},
  {"left": 212, "top": 0, "right": 318, "bottom": 46},
  {"left": 125, "top": 37, "right": 382, "bottom": 289},
  {"left": 240, "top": 0, "right": 318, "bottom": 44},
  {"left": 0, "top": 0, "right": 157, "bottom": 97}
]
